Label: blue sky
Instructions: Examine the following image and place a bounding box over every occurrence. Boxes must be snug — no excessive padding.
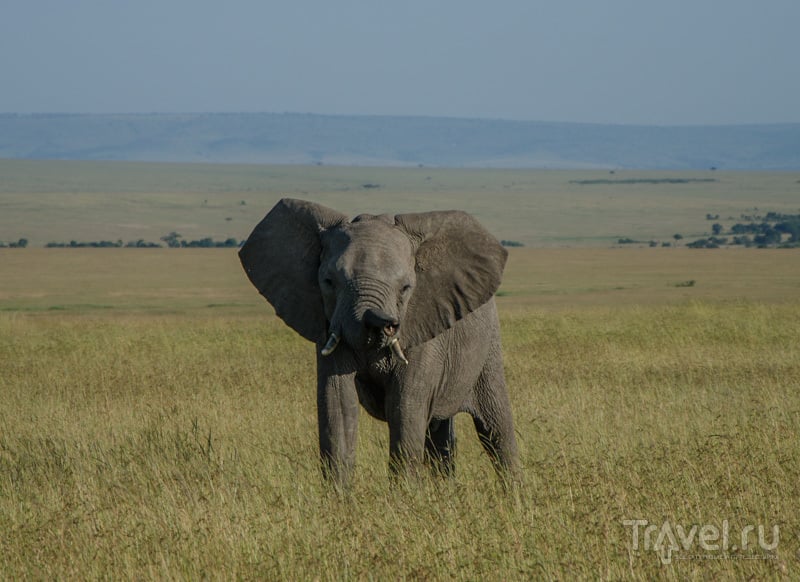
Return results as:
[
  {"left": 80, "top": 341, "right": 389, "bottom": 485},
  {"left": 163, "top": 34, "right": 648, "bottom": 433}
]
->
[{"left": 2, "top": 0, "right": 799, "bottom": 125}]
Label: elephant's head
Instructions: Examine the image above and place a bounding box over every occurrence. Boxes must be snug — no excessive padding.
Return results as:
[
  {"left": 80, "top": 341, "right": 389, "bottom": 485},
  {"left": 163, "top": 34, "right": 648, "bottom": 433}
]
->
[{"left": 239, "top": 198, "right": 507, "bottom": 363}]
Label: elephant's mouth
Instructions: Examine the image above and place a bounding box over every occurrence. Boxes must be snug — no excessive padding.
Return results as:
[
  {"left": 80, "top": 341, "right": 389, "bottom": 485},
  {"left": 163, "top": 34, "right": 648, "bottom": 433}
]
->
[
  {"left": 321, "top": 321, "right": 409, "bottom": 365},
  {"left": 364, "top": 326, "right": 408, "bottom": 364},
  {"left": 372, "top": 329, "right": 409, "bottom": 364}
]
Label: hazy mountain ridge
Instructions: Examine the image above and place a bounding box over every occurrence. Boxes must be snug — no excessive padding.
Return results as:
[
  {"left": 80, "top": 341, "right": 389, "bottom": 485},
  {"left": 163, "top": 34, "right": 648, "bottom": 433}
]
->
[{"left": 1, "top": 113, "right": 799, "bottom": 169}]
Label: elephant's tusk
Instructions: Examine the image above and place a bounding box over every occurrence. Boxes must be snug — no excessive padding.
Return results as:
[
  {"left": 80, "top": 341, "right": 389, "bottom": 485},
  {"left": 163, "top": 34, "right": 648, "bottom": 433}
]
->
[
  {"left": 388, "top": 338, "right": 409, "bottom": 365},
  {"left": 320, "top": 332, "right": 340, "bottom": 356}
]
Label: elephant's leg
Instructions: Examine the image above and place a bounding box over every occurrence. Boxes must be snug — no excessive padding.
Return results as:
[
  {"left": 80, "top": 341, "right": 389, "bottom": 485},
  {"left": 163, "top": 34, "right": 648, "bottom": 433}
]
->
[
  {"left": 385, "top": 391, "right": 428, "bottom": 476},
  {"left": 472, "top": 415, "right": 518, "bottom": 475},
  {"left": 316, "top": 356, "right": 359, "bottom": 487},
  {"left": 471, "top": 350, "right": 520, "bottom": 479},
  {"left": 425, "top": 417, "right": 456, "bottom": 476}
]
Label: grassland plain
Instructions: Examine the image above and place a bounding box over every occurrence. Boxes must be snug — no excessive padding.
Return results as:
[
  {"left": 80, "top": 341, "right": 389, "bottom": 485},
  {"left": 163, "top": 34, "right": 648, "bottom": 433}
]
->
[
  {"left": 2, "top": 159, "right": 800, "bottom": 248},
  {"left": 1, "top": 246, "right": 800, "bottom": 579}
]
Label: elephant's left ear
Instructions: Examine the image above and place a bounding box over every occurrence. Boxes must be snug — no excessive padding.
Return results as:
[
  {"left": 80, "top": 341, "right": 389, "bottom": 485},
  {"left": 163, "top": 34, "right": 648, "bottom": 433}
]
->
[{"left": 395, "top": 210, "right": 507, "bottom": 347}]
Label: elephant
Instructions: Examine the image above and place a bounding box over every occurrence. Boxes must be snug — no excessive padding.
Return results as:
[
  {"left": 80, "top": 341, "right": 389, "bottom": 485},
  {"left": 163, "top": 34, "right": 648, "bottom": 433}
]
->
[{"left": 239, "top": 198, "right": 519, "bottom": 485}]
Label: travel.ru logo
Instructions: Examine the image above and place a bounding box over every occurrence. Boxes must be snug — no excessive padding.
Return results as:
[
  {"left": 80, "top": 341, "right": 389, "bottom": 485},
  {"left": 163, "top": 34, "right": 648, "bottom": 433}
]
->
[{"left": 623, "top": 519, "right": 779, "bottom": 565}]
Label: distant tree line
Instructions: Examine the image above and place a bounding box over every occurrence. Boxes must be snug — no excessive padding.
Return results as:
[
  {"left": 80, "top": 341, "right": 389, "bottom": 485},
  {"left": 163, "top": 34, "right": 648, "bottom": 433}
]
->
[
  {"left": 45, "top": 239, "right": 161, "bottom": 248},
  {"left": 35, "top": 233, "right": 244, "bottom": 249}
]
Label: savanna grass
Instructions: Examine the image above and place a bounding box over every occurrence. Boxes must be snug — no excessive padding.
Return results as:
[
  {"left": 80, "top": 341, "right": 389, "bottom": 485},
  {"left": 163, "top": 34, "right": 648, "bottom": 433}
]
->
[{"left": 2, "top": 301, "right": 799, "bottom": 579}]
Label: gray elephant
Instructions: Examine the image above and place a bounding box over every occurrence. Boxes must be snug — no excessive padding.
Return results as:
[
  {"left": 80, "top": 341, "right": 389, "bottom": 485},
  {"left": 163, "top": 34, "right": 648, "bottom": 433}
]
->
[{"left": 239, "top": 198, "right": 518, "bottom": 485}]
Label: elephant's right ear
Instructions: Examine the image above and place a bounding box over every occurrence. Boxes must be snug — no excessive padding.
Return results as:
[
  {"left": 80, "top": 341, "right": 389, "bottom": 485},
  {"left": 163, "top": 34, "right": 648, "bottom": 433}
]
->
[{"left": 239, "top": 198, "right": 347, "bottom": 342}]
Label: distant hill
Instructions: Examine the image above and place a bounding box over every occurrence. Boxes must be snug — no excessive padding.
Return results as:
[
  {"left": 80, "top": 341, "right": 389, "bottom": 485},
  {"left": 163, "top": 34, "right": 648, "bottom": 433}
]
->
[{"left": 1, "top": 113, "right": 799, "bottom": 169}]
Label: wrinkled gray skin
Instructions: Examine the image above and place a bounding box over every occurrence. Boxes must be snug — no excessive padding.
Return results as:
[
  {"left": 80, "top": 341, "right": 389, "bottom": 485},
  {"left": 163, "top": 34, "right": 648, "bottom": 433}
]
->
[{"left": 239, "top": 198, "right": 519, "bottom": 486}]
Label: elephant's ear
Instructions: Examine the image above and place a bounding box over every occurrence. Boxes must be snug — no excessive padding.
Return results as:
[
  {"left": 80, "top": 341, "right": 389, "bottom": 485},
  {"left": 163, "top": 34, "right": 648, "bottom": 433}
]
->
[
  {"left": 395, "top": 210, "right": 507, "bottom": 347},
  {"left": 239, "top": 198, "right": 347, "bottom": 342}
]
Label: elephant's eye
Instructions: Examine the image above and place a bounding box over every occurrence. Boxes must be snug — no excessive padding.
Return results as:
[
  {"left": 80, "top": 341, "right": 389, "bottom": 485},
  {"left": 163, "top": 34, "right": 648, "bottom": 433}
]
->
[
  {"left": 322, "top": 278, "right": 334, "bottom": 289},
  {"left": 401, "top": 283, "right": 412, "bottom": 294}
]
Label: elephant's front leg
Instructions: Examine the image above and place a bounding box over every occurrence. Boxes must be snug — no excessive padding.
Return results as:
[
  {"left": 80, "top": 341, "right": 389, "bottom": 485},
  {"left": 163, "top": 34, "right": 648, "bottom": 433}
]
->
[
  {"left": 316, "top": 353, "right": 359, "bottom": 487},
  {"left": 385, "top": 388, "right": 428, "bottom": 476}
]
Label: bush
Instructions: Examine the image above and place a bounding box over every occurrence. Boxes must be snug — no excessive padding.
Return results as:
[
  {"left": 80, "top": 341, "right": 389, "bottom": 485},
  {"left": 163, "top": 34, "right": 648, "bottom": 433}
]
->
[
  {"left": 125, "top": 240, "right": 162, "bottom": 248},
  {"left": 753, "top": 229, "right": 781, "bottom": 246},
  {"left": 775, "top": 219, "right": 800, "bottom": 242},
  {"left": 161, "top": 232, "right": 182, "bottom": 248},
  {"left": 180, "top": 237, "right": 241, "bottom": 248},
  {"left": 687, "top": 238, "right": 724, "bottom": 249},
  {"left": 1, "top": 238, "right": 28, "bottom": 248}
]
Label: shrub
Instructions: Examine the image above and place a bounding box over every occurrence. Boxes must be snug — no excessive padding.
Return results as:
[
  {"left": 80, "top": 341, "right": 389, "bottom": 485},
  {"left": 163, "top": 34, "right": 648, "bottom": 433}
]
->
[
  {"left": 688, "top": 238, "right": 719, "bottom": 249},
  {"left": 161, "top": 232, "right": 182, "bottom": 248}
]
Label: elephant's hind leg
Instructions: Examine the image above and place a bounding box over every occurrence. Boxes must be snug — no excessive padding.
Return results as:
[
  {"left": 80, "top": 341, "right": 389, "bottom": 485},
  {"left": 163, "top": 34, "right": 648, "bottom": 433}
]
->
[
  {"left": 472, "top": 414, "right": 518, "bottom": 476},
  {"left": 425, "top": 417, "right": 456, "bottom": 476},
  {"left": 471, "top": 351, "right": 519, "bottom": 478}
]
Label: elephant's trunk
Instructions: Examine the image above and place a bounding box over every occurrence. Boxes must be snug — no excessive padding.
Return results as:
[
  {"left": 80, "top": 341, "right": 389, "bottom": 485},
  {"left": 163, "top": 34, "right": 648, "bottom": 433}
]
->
[
  {"left": 389, "top": 338, "right": 409, "bottom": 365},
  {"left": 320, "top": 332, "right": 340, "bottom": 356}
]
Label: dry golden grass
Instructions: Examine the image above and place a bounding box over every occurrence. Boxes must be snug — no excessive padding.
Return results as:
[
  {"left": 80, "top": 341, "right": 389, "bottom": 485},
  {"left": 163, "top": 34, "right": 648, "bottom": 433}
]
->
[
  {"left": 501, "top": 247, "right": 800, "bottom": 309},
  {"left": 2, "top": 246, "right": 798, "bottom": 313},
  {"left": 1, "top": 304, "right": 798, "bottom": 579},
  {"left": 1, "top": 248, "right": 799, "bottom": 579}
]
